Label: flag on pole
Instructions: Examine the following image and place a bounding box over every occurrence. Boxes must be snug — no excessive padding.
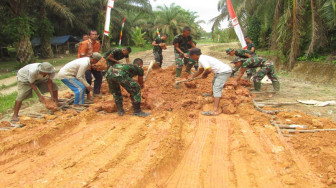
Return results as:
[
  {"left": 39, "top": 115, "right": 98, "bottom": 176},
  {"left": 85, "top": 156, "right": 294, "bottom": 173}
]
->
[
  {"left": 118, "top": 17, "right": 126, "bottom": 48},
  {"left": 227, "top": 0, "right": 247, "bottom": 49},
  {"left": 104, "top": 0, "right": 114, "bottom": 36},
  {"left": 156, "top": 27, "right": 161, "bottom": 39}
]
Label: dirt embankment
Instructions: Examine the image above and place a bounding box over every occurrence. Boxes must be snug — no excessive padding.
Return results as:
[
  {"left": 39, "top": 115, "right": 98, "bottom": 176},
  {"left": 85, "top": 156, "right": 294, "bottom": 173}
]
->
[{"left": 0, "top": 61, "right": 335, "bottom": 187}]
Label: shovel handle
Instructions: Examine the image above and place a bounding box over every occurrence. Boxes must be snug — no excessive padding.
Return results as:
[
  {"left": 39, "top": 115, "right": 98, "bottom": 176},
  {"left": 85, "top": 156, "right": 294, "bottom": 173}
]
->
[{"left": 175, "top": 77, "right": 201, "bottom": 84}]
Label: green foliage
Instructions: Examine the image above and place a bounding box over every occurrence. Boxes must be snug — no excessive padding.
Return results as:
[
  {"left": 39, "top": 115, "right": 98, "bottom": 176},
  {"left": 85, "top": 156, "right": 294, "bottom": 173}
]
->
[
  {"left": 36, "top": 18, "right": 54, "bottom": 38},
  {"left": 297, "top": 54, "right": 327, "bottom": 62},
  {"left": 246, "top": 16, "right": 261, "bottom": 47},
  {"left": 131, "top": 27, "right": 147, "bottom": 47},
  {"left": 3, "top": 16, "right": 36, "bottom": 42}
]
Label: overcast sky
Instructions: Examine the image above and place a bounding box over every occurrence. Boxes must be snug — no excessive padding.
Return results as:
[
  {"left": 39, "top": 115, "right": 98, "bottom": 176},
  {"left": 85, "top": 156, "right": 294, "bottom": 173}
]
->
[{"left": 149, "top": 0, "right": 222, "bottom": 32}]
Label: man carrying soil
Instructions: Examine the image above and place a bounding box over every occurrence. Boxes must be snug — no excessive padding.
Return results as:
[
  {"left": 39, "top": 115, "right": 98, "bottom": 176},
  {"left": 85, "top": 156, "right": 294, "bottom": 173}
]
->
[
  {"left": 173, "top": 26, "right": 196, "bottom": 78},
  {"left": 152, "top": 34, "right": 168, "bottom": 68},
  {"left": 104, "top": 47, "right": 132, "bottom": 67},
  {"left": 226, "top": 48, "right": 257, "bottom": 79},
  {"left": 232, "top": 57, "right": 280, "bottom": 92},
  {"left": 78, "top": 30, "right": 103, "bottom": 98},
  {"left": 188, "top": 48, "right": 232, "bottom": 116},
  {"left": 12, "top": 62, "right": 58, "bottom": 122},
  {"left": 58, "top": 53, "right": 102, "bottom": 105},
  {"left": 105, "top": 58, "right": 149, "bottom": 117}
]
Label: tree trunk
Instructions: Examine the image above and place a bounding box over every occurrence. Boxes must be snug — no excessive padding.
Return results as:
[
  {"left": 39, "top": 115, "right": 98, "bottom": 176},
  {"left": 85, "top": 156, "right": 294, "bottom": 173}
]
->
[
  {"left": 39, "top": 5, "right": 54, "bottom": 58},
  {"left": 102, "top": 35, "right": 111, "bottom": 52},
  {"left": 288, "top": 0, "right": 303, "bottom": 70},
  {"left": 16, "top": 35, "right": 34, "bottom": 65},
  {"left": 271, "top": 0, "right": 283, "bottom": 49}
]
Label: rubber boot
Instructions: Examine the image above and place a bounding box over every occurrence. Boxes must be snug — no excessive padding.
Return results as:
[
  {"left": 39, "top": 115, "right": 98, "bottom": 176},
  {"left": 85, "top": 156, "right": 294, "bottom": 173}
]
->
[
  {"left": 185, "top": 64, "right": 194, "bottom": 74},
  {"left": 116, "top": 102, "right": 125, "bottom": 116},
  {"left": 132, "top": 103, "right": 150, "bottom": 117},
  {"left": 175, "top": 68, "right": 182, "bottom": 78},
  {"left": 254, "top": 81, "right": 261, "bottom": 91},
  {"left": 272, "top": 81, "right": 280, "bottom": 92}
]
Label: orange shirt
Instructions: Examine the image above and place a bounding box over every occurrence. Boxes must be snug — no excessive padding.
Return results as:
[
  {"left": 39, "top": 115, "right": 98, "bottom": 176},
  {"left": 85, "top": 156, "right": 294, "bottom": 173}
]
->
[{"left": 77, "top": 39, "right": 101, "bottom": 58}]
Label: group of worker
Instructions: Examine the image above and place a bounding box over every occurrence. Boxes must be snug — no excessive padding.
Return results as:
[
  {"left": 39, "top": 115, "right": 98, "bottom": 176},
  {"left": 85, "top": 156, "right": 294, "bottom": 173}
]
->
[{"left": 11, "top": 27, "right": 280, "bottom": 121}]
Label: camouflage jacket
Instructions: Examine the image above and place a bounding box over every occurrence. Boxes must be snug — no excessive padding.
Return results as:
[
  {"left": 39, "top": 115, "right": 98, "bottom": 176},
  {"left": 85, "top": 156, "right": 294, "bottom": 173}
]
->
[
  {"left": 104, "top": 48, "right": 129, "bottom": 65},
  {"left": 247, "top": 42, "right": 255, "bottom": 51},
  {"left": 153, "top": 37, "right": 165, "bottom": 53},
  {"left": 173, "top": 34, "right": 193, "bottom": 54},
  {"left": 242, "top": 57, "right": 268, "bottom": 68},
  {"left": 106, "top": 64, "right": 144, "bottom": 80},
  {"left": 235, "top": 49, "right": 254, "bottom": 58}
]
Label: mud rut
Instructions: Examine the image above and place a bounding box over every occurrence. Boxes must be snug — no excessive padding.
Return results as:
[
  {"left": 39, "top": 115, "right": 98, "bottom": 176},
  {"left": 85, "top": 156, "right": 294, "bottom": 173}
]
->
[{"left": 0, "top": 44, "right": 335, "bottom": 187}]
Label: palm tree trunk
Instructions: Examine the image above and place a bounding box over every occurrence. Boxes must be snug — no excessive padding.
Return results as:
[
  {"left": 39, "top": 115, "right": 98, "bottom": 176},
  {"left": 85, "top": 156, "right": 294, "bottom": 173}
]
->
[
  {"left": 39, "top": 5, "right": 54, "bottom": 58},
  {"left": 288, "top": 0, "right": 303, "bottom": 70},
  {"left": 102, "top": 35, "right": 111, "bottom": 52},
  {"left": 16, "top": 35, "right": 34, "bottom": 64},
  {"left": 271, "top": 0, "right": 283, "bottom": 49}
]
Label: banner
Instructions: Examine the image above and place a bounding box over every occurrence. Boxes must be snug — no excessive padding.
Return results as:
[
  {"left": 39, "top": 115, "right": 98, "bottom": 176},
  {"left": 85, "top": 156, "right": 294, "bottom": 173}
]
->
[
  {"left": 227, "top": 0, "right": 247, "bottom": 49},
  {"left": 118, "top": 18, "right": 126, "bottom": 48},
  {"left": 104, "top": 0, "right": 114, "bottom": 36}
]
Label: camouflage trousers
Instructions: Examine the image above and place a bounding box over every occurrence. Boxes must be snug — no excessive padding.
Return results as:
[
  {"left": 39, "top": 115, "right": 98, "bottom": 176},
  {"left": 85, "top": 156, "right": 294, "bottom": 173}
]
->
[
  {"left": 106, "top": 75, "right": 141, "bottom": 104},
  {"left": 253, "top": 60, "right": 278, "bottom": 82},
  {"left": 246, "top": 68, "right": 257, "bottom": 79},
  {"left": 175, "top": 52, "right": 195, "bottom": 69},
  {"left": 153, "top": 51, "right": 163, "bottom": 67}
]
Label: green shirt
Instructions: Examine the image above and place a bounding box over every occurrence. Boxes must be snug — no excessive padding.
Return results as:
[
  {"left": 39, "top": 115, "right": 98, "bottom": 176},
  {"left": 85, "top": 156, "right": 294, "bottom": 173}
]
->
[
  {"left": 106, "top": 64, "right": 144, "bottom": 80},
  {"left": 153, "top": 38, "right": 165, "bottom": 53},
  {"left": 104, "top": 48, "right": 129, "bottom": 66},
  {"left": 242, "top": 57, "right": 267, "bottom": 68},
  {"left": 173, "top": 34, "right": 193, "bottom": 54},
  {"left": 247, "top": 42, "right": 255, "bottom": 51}
]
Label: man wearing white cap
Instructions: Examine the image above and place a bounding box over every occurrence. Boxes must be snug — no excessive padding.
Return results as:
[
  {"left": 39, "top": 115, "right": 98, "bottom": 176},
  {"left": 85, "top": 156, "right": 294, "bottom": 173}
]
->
[
  {"left": 12, "top": 62, "right": 58, "bottom": 122},
  {"left": 58, "top": 52, "right": 102, "bottom": 105}
]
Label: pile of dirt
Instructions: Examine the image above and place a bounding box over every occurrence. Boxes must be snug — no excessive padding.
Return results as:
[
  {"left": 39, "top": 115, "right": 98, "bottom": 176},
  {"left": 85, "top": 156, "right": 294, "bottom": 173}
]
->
[
  {"left": 42, "top": 98, "right": 58, "bottom": 112},
  {"left": 0, "top": 121, "right": 11, "bottom": 127}
]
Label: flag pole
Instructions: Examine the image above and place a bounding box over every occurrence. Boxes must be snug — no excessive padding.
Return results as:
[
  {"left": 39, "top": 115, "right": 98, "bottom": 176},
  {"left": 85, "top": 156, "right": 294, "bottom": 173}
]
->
[{"left": 119, "top": 18, "right": 126, "bottom": 49}]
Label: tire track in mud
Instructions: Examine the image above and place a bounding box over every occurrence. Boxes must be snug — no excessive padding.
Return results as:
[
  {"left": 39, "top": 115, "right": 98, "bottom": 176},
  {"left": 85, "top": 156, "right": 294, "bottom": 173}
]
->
[{"left": 163, "top": 115, "right": 232, "bottom": 187}]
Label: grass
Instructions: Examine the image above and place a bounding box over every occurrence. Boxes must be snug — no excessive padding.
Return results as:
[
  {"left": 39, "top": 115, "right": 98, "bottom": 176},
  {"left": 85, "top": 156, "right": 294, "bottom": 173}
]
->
[
  {"left": 0, "top": 82, "right": 17, "bottom": 90},
  {"left": 0, "top": 93, "right": 17, "bottom": 113}
]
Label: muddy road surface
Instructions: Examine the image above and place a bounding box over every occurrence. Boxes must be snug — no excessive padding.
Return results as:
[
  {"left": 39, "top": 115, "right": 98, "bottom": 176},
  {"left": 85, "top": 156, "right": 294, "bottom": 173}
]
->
[{"left": 0, "top": 44, "right": 335, "bottom": 187}]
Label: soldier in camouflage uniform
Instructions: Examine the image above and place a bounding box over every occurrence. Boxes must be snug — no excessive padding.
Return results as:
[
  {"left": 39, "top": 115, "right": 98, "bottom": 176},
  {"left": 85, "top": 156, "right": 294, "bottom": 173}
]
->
[
  {"left": 245, "top": 36, "right": 257, "bottom": 78},
  {"left": 152, "top": 34, "right": 168, "bottom": 67},
  {"left": 105, "top": 58, "right": 150, "bottom": 117},
  {"left": 226, "top": 48, "right": 256, "bottom": 79},
  {"left": 231, "top": 57, "right": 280, "bottom": 92},
  {"left": 173, "top": 26, "right": 196, "bottom": 78},
  {"left": 104, "top": 47, "right": 132, "bottom": 67}
]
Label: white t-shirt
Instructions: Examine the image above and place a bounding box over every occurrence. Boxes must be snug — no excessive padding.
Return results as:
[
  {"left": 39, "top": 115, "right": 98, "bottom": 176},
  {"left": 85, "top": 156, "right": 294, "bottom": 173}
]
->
[
  {"left": 198, "top": 55, "right": 232, "bottom": 74},
  {"left": 57, "top": 57, "right": 90, "bottom": 87},
  {"left": 17, "top": 63, "right": 55, "bottom": 83}
]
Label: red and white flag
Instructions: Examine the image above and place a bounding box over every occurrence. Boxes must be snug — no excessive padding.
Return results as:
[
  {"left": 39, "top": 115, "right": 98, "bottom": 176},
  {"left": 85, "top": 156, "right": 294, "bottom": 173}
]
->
[
  {"left": 227, "top": 0, "right": 247, "bottom": 49},
  {"left": 104, "top": 0, "right": 114, "bottom": 36}
]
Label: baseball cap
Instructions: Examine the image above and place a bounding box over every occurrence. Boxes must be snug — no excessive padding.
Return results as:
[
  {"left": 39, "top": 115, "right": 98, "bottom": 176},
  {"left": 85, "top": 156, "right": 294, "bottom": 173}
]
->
[
  {"left": 226, "top": 48, "right": 234, "bottom": 54},
  {"left": 91, "top": 52, "right": 102, "bottom": 60},
  {"left": 38, "top": 62, "right": 55, "bottom": 73},
  {"left": 189, "top": 48, "right": 202, "bottom": 55}
]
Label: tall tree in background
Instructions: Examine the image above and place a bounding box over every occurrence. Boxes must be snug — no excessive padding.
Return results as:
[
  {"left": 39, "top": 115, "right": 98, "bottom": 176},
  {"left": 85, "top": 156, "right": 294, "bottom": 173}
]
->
[{"left": 1, "top": 0, "right": 35, "bottom": 65}]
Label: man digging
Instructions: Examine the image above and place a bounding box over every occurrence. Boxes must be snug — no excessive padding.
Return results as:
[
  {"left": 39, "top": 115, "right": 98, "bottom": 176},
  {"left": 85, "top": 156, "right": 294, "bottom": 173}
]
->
[
  {"left": 105, "top": 58, "right": 149, "bottom": 117},
  {"left": 173, "top": 26, "right": 196, "bottom": 78},
  {"left": 12, "top": 62, "right": 58, "bottom": 122},
  {"left": 187, "top": 48, "right": 232, "bottom": 116},
  {"left": 231, "top": 57, "right": 280, "bottom": 92}
]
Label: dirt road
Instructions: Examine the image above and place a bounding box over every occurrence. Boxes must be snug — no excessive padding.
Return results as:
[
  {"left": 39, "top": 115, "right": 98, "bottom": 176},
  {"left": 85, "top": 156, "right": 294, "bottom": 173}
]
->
[{"left": 0, "top": 44, "right": 335, "bottom": 187}]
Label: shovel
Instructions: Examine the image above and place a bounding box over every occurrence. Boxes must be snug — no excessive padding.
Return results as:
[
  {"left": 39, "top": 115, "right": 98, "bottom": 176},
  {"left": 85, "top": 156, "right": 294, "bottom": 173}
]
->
[
  {"left": 173, "top": 77, "right": 202, "bottom": 89},
  {"left": 144, "top": 60, "right": 155, "bottom": 81}
]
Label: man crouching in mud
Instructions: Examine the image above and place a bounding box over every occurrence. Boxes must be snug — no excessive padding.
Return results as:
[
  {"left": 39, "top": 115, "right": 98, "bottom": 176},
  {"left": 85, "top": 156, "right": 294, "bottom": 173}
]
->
[
  {"left": 187, "top": 48, "right": 232, "bottom": 116},
  {"left": 105, "top": 58, "right": 150, "bottom": 117}
]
